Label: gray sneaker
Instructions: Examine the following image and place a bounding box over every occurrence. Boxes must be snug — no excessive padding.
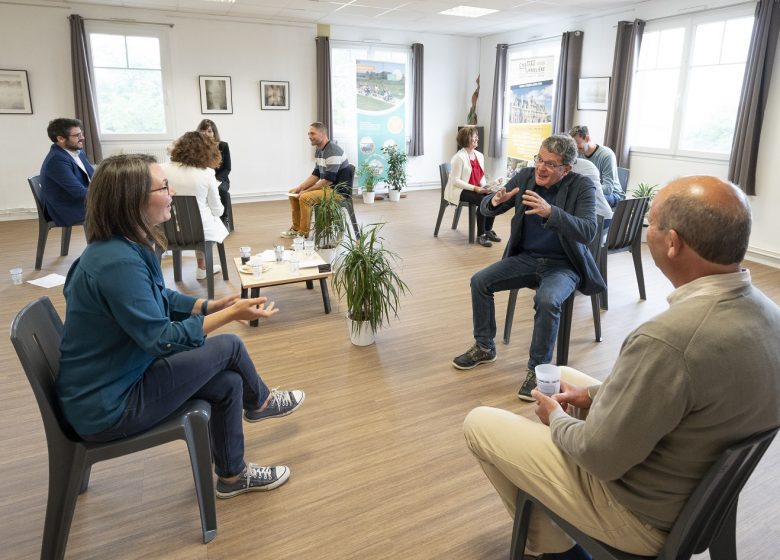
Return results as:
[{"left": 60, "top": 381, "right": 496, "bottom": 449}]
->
[
  {"left": 244, "top": 389, "right": 305, "bottom": 422},
  {"left": 517, "top": 368, "right": 537, "bottom": 401},
  {"left": 453, "top": 343, "right": 496, "bottom": 370},
  {"left": 216, "top": 463, "right": 290, "bottom": 498}
]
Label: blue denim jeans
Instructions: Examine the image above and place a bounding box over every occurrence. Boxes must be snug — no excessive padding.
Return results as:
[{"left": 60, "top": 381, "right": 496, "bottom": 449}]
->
[
  {"left": 605, "top": 192, "right": 622, "bottom": 207},
  {"left": 82, "top": 334, "right": 270, "bottom": 478},
  {"left": 470, "top": 254, "right": 579, "bottom": 370}
]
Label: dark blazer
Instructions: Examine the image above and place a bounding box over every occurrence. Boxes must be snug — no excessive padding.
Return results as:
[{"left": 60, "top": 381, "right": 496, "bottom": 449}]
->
[
  {"left": 215, "top": 141, "right": 231, "bottom": 183},
  {"left": 40, "top": 144, "right": 94, "bottom": 226},
  {"left": 480, "top": 167, "right": 606, "bottom": 296}
]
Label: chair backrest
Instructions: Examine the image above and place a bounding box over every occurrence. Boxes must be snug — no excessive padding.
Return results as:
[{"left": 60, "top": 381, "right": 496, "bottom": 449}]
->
[
  {"left": 605, "top": 197, "right": 649, "bottom": 251},
  {"left": 439, "top": 163, "right": 451, "bottom": 194},
  {"left": 335, "top": 164, "right": 355, "bottom": 196},
  {"left": 665, "top": 426, "right": 779, "bottom": 557},
  {"left": 10, "top": 296, "right": 81, "bottom": 444},
  {"left": 616, "top": 167, "right": 630, "bottom": 193},
  {"left": 162, "top": 196, "right": 206, "bottom": 250},
  {"left": 28, "top": 175, "right": 50, "bottom": 222}
]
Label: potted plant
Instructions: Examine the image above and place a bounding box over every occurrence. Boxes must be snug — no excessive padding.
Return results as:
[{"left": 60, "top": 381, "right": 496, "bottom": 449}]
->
[
  {"left": 357, "top": 160, "right": 378, "bottom": 204},
  {"left": 381, "top": 144, "right": 407, "bottom": 202},
  {"left": 630, "top": 182, "right": 659, "bottom": 241},
  {"left": 333, "top": 223, "right": 410, "bottom": 346},
  {"left": 312, "top": 183, "right": 347, "bottom": 258}
]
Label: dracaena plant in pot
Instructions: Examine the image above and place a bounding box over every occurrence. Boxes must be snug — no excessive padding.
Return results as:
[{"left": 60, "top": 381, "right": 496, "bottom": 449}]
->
[
  {"left": 381, "top": 144, "right": 407, "bottom": 202},
  {"left": 333, "top": 223, "right": 409, "bottom": 346},
  {"left": 312, "top": 182, "right": 348, "bottom": 256},
  {"left": 357, "top": 160, "right": 379, "bottom": 204}
]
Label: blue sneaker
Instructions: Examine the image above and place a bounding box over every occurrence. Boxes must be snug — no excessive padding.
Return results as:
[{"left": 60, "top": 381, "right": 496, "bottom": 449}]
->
[{"left": 244, "top": 389, "right": 305, "bottom": 422}]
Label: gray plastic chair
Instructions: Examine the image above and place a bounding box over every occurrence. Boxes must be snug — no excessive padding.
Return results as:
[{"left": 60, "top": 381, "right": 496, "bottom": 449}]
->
[
  {"left": 617, "top": 166, "right": 630, "bottom": 194},
  {"left": 28, "top": 175, "right": 80, "bottom": 270},
  {"left": 161, "top": 195, "right": 229, "bottom": 299},
  {"left": 503, "top": 217, "right": 604, "bottom": 366},
  {"left": 10, "top": 297, "right": 217, "bottom": 560},
  {"left": 433, "top": 162, "right": 477, "bottom": 243},
  {"left": 510, "top": 426, "right": 779, "bottom": 560}
]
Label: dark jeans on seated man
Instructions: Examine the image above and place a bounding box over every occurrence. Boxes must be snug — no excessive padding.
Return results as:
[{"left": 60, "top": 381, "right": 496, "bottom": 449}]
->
[{"left": 605, "top": 192, "right": 622, "bottom": 207}]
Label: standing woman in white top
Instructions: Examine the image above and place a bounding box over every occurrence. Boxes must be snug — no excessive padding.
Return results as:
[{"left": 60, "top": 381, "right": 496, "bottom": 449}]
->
[
  {"left": 444, "top": 126, "right": 500, "bottom": 247},
  {"left": 162, "top": 131, "right": 229, "bottom": 280}
]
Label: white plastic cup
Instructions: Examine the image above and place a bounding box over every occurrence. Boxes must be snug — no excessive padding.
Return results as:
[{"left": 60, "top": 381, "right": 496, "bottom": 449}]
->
[
  {"left": 10, "top": 267, "right": 23, "bottom": 285},
  {"left": 274, "top": 244, "right": 284, "bottom": 262},
  {"left": 287, "top": 253, "right": 299, "bottom": 274},
  {"left": 535, "top": 363, "right": 561, "bottom": 397},
  {"left": 250, "top": 257, "right": 262, "bottom": 279},
  {"left": 293, "top": 236, "right": 304, "bottom": 253},
  {"left": 304, "top": 239, "right": 315, "bottom": 256},
  {"left": 239, "top": 246, "right": 251, "bottom": 264}
]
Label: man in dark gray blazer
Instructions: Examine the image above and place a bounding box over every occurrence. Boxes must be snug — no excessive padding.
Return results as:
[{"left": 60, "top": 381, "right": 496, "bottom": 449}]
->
[{"left": 452, "top": 134, "right": 605, "bottom": 400}]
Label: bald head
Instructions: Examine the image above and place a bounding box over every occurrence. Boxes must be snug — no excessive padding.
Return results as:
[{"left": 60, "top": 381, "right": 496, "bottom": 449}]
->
[{"left": 653, "top": 176, "right": 751, "bottom": 265}]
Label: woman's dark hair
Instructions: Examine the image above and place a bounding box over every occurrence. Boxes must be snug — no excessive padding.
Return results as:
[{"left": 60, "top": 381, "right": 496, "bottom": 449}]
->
[
  {"left": 85, "top": 154, "right": 166, "bottom": 250},
  {"left": 170, "top": 131, "right": 221, "bottom": 169},
  {"left": 197, "top": 118, "right": 221, "bottom": 142},
  {"left": 457, "top": 126, "right": 478, "bottom": 149}
]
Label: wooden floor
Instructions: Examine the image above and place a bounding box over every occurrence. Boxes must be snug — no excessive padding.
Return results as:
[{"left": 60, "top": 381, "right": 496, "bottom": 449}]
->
[{"left": 1, "top": 189, "right": 779, "bottom": 559}]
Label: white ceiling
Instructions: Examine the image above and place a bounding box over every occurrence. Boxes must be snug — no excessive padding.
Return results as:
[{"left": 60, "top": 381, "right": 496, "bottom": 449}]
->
[{"left": 42, "top": 0, "right": 649, "bottom": 37}]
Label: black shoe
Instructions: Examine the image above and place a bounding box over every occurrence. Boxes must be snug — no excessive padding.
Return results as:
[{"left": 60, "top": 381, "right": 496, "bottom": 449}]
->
[
  {"left": 477, "top": 234, "right": 493, "bottom": 247},
  {"left": 453, "top": 343, "right": 496, "bottom": 370},
  {"left": 244, "top": 389, "right": 305, "bottom": 422},
  {"left": 517, "top": 368, "right": 537, "bottom": 401},
  {"left": 485, "top": 230, "right": 502, "bottom": 242}
]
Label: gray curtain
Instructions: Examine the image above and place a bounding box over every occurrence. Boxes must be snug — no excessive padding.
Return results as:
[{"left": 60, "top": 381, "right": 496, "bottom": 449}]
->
[
  {"left": 729, "top": 0, "right": 780, "bottom": 195},
  {"left": 69, "top": 14, "right": 103, "bottom": 163},
  {"left": 409, "top": 43, "right": 424, "bottom": 156},
  {"left": 315, "top": 36, "right": 333, "bottom": 133},
  {"left": 552, "top": 31, "right": 583, "bottom": 134},
  {"left": 488, "top": 44, "right": 508, "bottom": 158},
  {"left": 604, "top": 19, "right": 645, "bottom": 167}
]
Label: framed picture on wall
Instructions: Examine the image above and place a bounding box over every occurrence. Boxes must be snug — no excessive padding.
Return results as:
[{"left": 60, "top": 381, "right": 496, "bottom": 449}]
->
[
  {"left": 199, "top": 75, "right": 233, "bottom": 114},
  {"left": 260, "top": 80, "right": 289, "bottom": 110},
  {"left": 577, "top": 77, "right": 610, "bottom": 111},
  {"left": 0, "top": 69, "right": 33, "bottom": 114}
]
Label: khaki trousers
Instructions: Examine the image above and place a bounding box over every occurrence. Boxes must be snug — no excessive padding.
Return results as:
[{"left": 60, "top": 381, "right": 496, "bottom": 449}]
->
[
  {"left": 463, "top": 367, "right": 666, "bottom": 556},
  {"left": 290, "top": 187, "right": 339, "bottom": 234}
]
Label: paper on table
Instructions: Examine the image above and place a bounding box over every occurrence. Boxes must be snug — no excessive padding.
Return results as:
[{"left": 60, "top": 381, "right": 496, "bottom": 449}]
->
[
  {"left": 298, "top": 259, "right": 321, "bottom": 269},
  {"left": 27, "top": 273, "right": 66, "bottom": 288},
  {"left": 257, "top": 250, "right": 276, "bottom": 262}
]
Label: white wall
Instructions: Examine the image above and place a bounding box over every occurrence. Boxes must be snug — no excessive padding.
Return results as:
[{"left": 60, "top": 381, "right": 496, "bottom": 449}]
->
[
  {"left": 0, "top": 3, "right": 478, "bottom": 218},
  {"left": 477, "top": 0, "right": 780, "bottom": 265}
]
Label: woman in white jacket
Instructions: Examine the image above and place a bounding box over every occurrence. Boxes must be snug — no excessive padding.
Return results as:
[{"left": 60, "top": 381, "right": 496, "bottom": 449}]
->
[{"left": 444, "top": 126, "right": 500, "bottom": 247}]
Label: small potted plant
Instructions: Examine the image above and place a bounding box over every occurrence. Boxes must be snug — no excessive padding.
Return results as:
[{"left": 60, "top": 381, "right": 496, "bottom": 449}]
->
[
  {"left": 333, "top": 223, "right": 410, "bottom": 346},
  {"left": 381, "top": 144, "right": 407, "bottom": 202},
  {"left": 312, "top": 183, "right": 348, "bottom": 258},
  {"left": 630, "top": 182, "right": 659, "bottom": 241},
  {"left": 357, "top": 160, "right": 379, "bottom": 204}
]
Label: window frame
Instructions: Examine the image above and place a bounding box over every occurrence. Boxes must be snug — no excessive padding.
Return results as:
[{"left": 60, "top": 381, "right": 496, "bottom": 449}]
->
[
  {"left": 85, "top": 21, "right": 175, "bottom": 142},
  {"left": 629, "top": 6, "right": 754, "bottom": 161}
]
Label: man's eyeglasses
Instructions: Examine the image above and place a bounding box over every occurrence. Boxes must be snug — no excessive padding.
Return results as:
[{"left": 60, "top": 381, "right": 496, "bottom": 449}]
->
[
  {"left": 68, "top": 132, "right": 85, "bottom": 139},
  {"left": 533, "top": 154, "right": 567, "bottom": 170},
  {"left": 150, "top": 180, "right": 170, "bottom": 195}
]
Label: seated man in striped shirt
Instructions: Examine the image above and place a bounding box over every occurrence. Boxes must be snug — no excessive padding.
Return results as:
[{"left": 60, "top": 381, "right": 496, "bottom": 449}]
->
[{"left": 282, "top": 122, "right": 352, "bottom": 238}]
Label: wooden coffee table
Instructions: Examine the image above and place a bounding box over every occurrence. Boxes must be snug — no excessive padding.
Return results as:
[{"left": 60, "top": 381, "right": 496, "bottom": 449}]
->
[{"left": 234, "top": 254, "right": 333, "bottom": 326}]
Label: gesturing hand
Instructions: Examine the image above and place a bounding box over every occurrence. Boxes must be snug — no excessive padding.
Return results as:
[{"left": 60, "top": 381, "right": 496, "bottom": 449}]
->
[
  {"left": 491, "top": 186, "right": 520, "bottom": 206},
  {"left": 209, "top": 294, "right": 240, "bottom": 313},
  {"left": 522, "top": 189, "right": 552, "bottom": 218},
  {"left": 230, "top": 297, "right": 279, "bottom": 321}
]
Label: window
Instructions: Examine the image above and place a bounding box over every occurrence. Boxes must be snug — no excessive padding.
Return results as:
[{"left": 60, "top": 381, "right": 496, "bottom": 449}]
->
[
  {"left": 86, "top": 23, "right": 173, "bottom": 139},
  {"left": 628, "top": 9, "right": 754, "bottom": 157}
]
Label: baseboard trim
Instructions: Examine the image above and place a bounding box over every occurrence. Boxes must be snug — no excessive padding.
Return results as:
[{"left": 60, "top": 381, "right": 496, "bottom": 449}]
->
[{"left": 745, "top": 247, "right": 780, "bottom": 269}]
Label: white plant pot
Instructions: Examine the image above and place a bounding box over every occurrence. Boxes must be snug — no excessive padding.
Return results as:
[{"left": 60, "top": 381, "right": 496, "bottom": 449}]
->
[
  {"left": 388, "top": 190, "right": 401, "bottom": 202},
  {"left": 347, "top": 317, "right": 376, "bottom": 346},
  {"left": 362, "top": 191, "right": 376, "bottom": 204}
]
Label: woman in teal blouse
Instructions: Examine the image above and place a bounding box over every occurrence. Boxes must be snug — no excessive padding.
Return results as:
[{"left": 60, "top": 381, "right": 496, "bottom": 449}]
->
[{"left": 57, "top": 154, "right": 304, "bottom": 498}]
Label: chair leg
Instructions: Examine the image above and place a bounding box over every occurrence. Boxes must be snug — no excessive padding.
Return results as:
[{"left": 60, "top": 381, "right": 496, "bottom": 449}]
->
[
  {"left": 599, "top": 249, "right": 609, "bottom": 310},
  {"left": 217, "top": 243, "right": 229, "bottom": 280},
  {"left": 503, "top": 289, "right": 519, "bottom": 345},
  {"left": 556, "top": 293, "right": 575, "bottom": 366},
  {"left": 42, "top": 447, "right": 88, "bottom": 560},
  {"left": 345, "top": 200, "right": 360, "bottom": 239},
  {"left": 434, "top": 200, "right": 449, "bottom": 237},
  {"left": 184, "top": 409, "right": 218, "bottom": 544},
  {"left": 630, "top": 237, "right": 646, "bottom": 300},
  {"left": 203, "top": 242, "right": 215, "bottom": 299},
  {"left": 467, "top": 204, "right": 476, "bottom": 244},
  {"left": 510, "top": 490, "right": 535, "bottom": 560},
  {"left": 60, "top": 226, "right": 73, "bottom": 256},
  {"left": 172, "top": 251, "right": 183, "bottom": 282},
  {"left": 709, "top": 500, "right": 738, "bottom": 560},
  {"left": 35, "top": 222, "right": 51, "bottom": 270},
  {"left": 591, "top": 294, "right": 602, "bottom": 342},
  {"left": 452, "top": 205, "right": 463, "bottom": 229}
]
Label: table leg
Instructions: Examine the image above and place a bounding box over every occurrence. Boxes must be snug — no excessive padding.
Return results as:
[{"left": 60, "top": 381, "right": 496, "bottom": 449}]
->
[
  {"left": 306, "top": 280, "right": 314, "bottom": 290},
  {"left": 320, "top": 278, "right": 331, "bottom": 314},
  {"left": 250, "top": 287, "right": 260, "bottom": 327}
]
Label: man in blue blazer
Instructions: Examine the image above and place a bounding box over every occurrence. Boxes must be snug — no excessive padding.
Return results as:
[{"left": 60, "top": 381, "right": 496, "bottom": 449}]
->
[{"left": 40, "top": 118, "right": 95, "bottom": 226}]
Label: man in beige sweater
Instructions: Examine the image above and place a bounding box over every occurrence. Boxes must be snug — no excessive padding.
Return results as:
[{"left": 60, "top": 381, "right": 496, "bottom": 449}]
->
[{"left": 464, "top": 176, "right": 780, "bottom": 559}]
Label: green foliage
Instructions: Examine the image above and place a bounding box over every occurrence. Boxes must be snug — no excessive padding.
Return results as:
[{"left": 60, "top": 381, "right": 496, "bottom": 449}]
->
[
  {"left": 357, "top": 160, "right": 379, "bottom": 192},
  {"left": 381, "top": 145, "right": 408, "bottom": 191},
  {"left": 333, "top": 223, "right": 410, "bottom": 334},
  {"left": 312, "top": 185, "right": 347, "bottom": 249},
  {"left": 630, "top": 182, "right": 659, "bottom": 219}
]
